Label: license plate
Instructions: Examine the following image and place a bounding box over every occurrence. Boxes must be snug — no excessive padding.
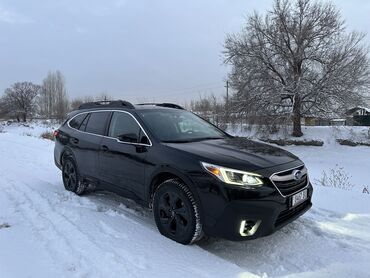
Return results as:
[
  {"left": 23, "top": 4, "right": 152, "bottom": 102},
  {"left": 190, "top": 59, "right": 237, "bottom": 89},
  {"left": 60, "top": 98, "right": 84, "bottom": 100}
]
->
[{"left": 291, "top": 189, "right": 308, "bottom": 207}]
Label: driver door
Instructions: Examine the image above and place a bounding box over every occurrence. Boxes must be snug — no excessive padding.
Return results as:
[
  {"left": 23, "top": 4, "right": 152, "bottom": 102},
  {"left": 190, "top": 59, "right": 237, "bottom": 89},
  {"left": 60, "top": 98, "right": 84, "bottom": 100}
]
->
[{"left": 98, "top": 111, "right": 150, "bottom": 197}]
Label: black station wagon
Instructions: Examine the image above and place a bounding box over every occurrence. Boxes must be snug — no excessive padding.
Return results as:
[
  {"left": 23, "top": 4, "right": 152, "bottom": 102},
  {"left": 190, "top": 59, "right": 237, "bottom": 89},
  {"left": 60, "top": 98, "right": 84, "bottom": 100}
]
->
[{"left": 54, "top": 100, "right": 312, "bottom": 244}]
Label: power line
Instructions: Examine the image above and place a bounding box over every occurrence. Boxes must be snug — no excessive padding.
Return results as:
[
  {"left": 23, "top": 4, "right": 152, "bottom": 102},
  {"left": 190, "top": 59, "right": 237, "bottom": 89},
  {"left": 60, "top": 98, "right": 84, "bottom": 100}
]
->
[{"left": 152, "top": 85, "right": 224, "bottom": 98}]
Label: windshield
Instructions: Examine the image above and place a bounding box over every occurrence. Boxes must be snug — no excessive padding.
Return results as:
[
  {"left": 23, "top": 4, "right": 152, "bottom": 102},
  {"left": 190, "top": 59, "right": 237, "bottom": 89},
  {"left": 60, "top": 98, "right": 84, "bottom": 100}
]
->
[{"left": 138, "top": 109, "right": 228, "bottom": 142}]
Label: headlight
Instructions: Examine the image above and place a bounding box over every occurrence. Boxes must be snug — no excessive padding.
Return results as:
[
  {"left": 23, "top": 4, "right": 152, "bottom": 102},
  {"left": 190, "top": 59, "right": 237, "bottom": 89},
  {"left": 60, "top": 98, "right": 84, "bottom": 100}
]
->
[{"left": 201, "top": 162, "right": 263, "bottom": 188}]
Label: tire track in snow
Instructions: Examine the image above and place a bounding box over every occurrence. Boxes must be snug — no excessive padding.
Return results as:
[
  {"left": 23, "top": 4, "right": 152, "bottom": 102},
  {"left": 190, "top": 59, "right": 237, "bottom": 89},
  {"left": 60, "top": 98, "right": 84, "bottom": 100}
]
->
[
  {"left": 2, "top": 184, "right": 92, "bottom": 277},
  {"left": 0, "top": 135, "right": 148, "bottom": 275},
  {"left": 31, "top": 182, "right": 150, "bottom": 271},
  {"left": 2, "top": 177, "right": 146, "bottom": 277}
]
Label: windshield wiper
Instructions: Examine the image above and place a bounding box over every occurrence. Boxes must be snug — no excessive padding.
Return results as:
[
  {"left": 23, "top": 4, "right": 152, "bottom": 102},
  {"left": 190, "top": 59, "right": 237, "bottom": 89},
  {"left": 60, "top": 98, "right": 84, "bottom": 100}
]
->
[
  {"left": 162, "top": 137, "right": 224, "bottom": 143},
  {"left": 194, "top": 137, "right": 224, "bottom": 141},
  {"left": 162, "top": 139, "right": 195, "bottom": 143}
]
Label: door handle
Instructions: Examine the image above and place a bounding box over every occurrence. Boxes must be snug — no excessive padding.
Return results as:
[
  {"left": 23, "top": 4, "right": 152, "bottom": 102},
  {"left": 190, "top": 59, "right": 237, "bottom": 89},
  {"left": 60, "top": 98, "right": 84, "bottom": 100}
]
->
[{"left": 101, "top": 145, "right": 109, "bottom": 152}]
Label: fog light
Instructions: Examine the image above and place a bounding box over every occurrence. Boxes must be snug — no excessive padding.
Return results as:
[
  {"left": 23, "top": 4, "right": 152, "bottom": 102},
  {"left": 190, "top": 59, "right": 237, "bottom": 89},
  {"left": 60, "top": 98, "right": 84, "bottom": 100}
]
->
[{"left": 239, "top": 220, "right": 261, "bottom": 236}]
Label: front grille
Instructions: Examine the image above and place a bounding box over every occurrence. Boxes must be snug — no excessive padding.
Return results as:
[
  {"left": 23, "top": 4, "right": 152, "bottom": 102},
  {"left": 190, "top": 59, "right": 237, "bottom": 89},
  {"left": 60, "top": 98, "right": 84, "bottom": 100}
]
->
[
  {"left": 270, "top": 165, "right": 308, "bottom": 196},
  {"left": 275, "top": 200, "right": 310, "bottom": 227}
]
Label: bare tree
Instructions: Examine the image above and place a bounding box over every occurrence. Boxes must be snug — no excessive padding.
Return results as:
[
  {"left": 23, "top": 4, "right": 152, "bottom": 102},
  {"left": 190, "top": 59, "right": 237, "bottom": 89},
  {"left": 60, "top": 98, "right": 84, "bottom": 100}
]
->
[
  {"left": 39, "top": 71, "right": 69, "bottom": 120},
  {"left": 190, "top": 94, "right": 226, "bottom": 128},
  {"left": 2, "top": 82, "right": 41, "bottom": 122},
  {"left": 0, "top": 98, "right": 9, "bottom": 119},
  {"left": 70, "top": 98, "right": 84, "bottom": 111},
  {"left": 69, "top": 94, "right": 111, "bottom": 112},
  {"left": 224, "top": 0, "right": 370, "bottom": 136}
]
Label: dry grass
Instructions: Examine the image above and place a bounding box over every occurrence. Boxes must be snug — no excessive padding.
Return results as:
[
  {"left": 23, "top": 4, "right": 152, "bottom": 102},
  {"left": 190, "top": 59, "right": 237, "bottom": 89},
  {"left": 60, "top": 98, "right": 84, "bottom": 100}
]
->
[
  {"left": 40, "top": 131, "right": 54, "bottom": 141},
  {"left": 0, "top": 223, "right": 11, "bottom": 229},
  {"left": 337, "top": 139, "right": 370, "bottom": 147},
  {"left": 315, "top": 165, "right": 355, "bottom": 191}
]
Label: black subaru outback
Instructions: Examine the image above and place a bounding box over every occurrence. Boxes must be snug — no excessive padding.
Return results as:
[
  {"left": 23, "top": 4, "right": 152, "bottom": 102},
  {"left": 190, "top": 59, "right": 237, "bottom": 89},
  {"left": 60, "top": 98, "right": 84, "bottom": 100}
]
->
[{"left": 54, "top": 100, "right": 312, "bottom": 244}]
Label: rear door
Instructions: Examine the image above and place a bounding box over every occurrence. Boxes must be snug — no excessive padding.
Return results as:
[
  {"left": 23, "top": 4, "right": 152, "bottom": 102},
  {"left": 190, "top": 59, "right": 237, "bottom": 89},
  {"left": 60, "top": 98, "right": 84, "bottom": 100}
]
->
[
  {"left": 71, "top": 111, "right": 111, "bottom": 179},
  {"left": 98, "top": 111, "right": 149, "bottom": 197}
]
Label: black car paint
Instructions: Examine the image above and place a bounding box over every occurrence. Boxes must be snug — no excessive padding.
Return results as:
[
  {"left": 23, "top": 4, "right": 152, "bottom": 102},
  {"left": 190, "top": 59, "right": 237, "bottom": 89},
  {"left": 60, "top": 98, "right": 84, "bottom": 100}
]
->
[{"left": 54, "top": 106, "right": 313, "bottom": 241}]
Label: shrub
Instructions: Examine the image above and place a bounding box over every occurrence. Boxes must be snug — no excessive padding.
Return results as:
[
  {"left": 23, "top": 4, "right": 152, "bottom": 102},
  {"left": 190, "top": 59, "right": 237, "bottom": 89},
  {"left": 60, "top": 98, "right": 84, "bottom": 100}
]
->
[
  {"left": 337, "top": 139, "right": 370, "bottom": 147},
  {"left": 40, "top": 131, "right": 54, "bottom": 141},
  {"left": 315, "top": 165, "right": 355, "bottom": 191}
]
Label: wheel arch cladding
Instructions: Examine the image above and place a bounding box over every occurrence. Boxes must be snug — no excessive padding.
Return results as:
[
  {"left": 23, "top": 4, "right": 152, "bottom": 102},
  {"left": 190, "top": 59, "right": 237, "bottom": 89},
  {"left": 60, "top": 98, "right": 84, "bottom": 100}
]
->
[
  {"left": 61, "top": 147, "right": 76, "bottom": 166},
  {"left": 148, "top": 168, "right": 204, "bottom": 217}
]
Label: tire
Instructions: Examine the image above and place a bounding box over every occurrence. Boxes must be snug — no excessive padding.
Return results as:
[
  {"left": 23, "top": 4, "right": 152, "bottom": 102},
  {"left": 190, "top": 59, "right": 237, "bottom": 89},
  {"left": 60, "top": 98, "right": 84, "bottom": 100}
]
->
[
  {"left": 62, "top": 157, "right": 86, "bottom": 195},
  {"left": 153, "top": 179, "right": 203, "bottom": 245}
]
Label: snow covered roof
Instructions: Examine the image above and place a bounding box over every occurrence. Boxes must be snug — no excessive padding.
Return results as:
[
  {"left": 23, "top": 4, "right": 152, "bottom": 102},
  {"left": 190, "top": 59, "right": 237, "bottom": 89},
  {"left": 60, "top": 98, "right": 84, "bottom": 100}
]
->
[
  {"left": 358, "top": 106, "right": 370, "bottom": 113},
  {"left": 346, "top": 106, "right": 370, "bottom": 115}
]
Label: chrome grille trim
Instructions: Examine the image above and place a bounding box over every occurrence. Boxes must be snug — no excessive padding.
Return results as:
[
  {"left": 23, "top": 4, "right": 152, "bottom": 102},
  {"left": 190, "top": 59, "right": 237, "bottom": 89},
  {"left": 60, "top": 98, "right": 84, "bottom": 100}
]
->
[
  {"left": 269, "top": 164, "right": 309, "bottom": 197},
  {"left": 270, "top": 167, "right": 307, "bottom": 182}
]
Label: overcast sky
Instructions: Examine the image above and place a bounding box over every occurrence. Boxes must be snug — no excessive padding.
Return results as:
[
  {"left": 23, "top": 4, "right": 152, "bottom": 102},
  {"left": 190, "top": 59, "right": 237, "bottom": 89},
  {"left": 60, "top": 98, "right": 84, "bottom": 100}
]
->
[{"left": 0, "top": 0, "right": 369, "bottom": 104}]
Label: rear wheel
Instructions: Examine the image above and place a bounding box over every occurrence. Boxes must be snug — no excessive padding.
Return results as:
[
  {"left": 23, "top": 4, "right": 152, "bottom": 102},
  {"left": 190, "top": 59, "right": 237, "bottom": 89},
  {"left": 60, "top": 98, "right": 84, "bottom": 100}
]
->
[
  {"left": 153, "top": 179, "right": 203, "bottom": 245},
  {"left": 62, "top": 158, "right": 86, "bottom": 195}
]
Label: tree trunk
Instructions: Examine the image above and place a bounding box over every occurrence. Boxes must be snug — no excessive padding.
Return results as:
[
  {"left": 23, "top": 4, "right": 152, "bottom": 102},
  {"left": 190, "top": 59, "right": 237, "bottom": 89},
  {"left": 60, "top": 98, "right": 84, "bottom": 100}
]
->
[
  {"left": 22, "top": 113, "right": 27, "bottom": 122},
  {"left": 292, "top": 94, "right": 303, "bottom": 137}
]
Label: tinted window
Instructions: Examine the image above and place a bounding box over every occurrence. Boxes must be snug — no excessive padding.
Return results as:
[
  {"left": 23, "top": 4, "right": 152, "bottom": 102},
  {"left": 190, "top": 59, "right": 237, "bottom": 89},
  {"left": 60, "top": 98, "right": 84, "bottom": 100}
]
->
[
  {"left": 108, "top": 112, "right": 142, "bottom": 143},
  {"left": 85, "top": 112, "right": 111, "bottom": 135},
  {"left": 69, "top": 114, "right": 87, "bottom": 129},
  {"left": 79, "top": 113, "right": 90, "bottom": 131}
]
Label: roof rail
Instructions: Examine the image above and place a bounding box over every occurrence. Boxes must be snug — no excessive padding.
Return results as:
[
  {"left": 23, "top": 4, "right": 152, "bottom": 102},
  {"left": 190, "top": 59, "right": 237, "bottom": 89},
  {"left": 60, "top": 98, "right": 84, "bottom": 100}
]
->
[
  {"left": 136, "top": 103, "right": 185, "bottom": 110},
  {"left": 78, "top": 100, "right": 135, "bottom": 110}
]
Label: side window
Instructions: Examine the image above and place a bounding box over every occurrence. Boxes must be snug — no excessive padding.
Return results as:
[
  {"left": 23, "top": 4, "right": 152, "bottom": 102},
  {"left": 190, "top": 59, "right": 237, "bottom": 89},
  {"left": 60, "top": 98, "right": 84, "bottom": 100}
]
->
[
  {"left": 85, "top": 112, "right": 111, "bottom": 135},
  {"left": 108, "top": 112, "right": 142, "bottom": 143},
  {"left": 79, "top": 113, "right": 90, "bottom": 131},
  {"left": 69, "top": 114, "right": 87, "bottom": 130}
]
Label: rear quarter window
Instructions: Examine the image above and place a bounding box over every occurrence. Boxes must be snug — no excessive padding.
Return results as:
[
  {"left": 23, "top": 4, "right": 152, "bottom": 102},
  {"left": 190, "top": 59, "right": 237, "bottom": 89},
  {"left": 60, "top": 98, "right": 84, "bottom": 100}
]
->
[
  {"left": 69, "top": 114, "right": 87, "bottom": 129},
  {"left": 85, "top": 111, "right": 111, "bottom": 135},
  {"left": 79, "top": 113, "right": 90, "bottom": 131}
]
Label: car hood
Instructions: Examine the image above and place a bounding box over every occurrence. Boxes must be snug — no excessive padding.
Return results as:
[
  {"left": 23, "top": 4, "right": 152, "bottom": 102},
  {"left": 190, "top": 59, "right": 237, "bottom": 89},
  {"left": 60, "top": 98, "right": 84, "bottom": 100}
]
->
[{"left": 165, "top": 137, "right": 299, "bottom": 171}]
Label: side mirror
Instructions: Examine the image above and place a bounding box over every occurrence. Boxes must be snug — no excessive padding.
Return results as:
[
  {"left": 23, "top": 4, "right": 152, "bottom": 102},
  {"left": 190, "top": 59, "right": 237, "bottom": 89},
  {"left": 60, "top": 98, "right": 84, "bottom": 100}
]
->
[
  {"left": 117, "top": 133, "right": 139, "bottom": 143},
  {"left": 140, "top": 136, "right": 150, "bottom": 145}
]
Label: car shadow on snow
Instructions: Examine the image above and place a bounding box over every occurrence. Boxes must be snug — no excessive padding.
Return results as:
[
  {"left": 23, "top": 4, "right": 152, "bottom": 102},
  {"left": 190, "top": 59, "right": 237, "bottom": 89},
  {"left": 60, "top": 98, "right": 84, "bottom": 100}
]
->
[
  {"left": 56, "top": 186, "right": 369, "bottom": 277},
  {"left": 197, "top": 211, "right": 369, "bottom": 277}
]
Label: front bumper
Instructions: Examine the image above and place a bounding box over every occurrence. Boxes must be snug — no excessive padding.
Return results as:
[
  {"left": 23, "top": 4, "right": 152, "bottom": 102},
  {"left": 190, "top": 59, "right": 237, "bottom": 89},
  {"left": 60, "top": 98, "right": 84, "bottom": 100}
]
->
[
  {"left": 192, "top": 172, "right": 313, "bottom": 241},
  {"left": 207, "top": 191, "right": 312, "bottom": 241}
]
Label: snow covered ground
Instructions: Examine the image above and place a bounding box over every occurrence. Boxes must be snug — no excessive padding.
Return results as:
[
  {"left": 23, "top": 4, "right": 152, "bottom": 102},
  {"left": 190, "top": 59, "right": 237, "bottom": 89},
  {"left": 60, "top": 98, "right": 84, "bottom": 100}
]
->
[{"left": 0, "top": 122, "right": 369, "bottom": 278}]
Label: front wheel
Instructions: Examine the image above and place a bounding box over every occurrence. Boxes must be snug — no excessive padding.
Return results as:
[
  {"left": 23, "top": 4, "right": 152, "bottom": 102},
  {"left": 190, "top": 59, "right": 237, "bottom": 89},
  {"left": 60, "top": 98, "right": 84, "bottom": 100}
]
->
[{"left": 153, "top": 179, "right": 203, "bottom": 245}]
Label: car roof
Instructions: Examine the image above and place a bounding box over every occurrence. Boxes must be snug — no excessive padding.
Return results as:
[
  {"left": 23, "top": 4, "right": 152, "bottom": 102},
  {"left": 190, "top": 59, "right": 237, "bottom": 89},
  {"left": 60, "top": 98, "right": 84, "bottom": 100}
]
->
[
  {"left": 77, "top": 101, "right": 184, "bottom": 111},
  {"left": 68, "top": 101, "right": 186, "bottom": 117}
]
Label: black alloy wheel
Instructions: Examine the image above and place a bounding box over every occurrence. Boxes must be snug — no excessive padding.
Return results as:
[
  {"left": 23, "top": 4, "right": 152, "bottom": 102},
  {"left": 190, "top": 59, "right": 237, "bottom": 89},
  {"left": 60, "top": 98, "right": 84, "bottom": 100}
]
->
[
  {"left": 158, "top": 191, "right": 189, "bottom": 236},
  {"left": 62, "top": 158, "right": 85, "bottom": 195},
  {"left": 153, "top": 179, "right": 203, "bottom": 245}
]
